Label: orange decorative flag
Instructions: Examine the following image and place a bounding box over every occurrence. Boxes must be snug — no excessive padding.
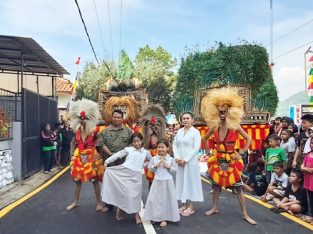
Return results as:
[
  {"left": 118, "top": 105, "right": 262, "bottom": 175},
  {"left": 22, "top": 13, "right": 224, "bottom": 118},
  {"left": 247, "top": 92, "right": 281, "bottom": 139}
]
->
[{"left": 75, "top": 57, "right": 81, "bottom": 65}]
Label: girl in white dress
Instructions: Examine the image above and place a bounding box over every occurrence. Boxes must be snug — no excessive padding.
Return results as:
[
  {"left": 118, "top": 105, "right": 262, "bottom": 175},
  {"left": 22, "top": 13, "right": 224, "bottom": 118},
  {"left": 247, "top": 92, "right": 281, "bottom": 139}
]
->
[
  {"left": 144, "top": 139, "right": 180, "bottom": 227},
  {"left": 173, "top": 112, "right": 203, "bottom": 216},
  {"left": 101, "top": 133, "right": 151, "bottom": 224}
]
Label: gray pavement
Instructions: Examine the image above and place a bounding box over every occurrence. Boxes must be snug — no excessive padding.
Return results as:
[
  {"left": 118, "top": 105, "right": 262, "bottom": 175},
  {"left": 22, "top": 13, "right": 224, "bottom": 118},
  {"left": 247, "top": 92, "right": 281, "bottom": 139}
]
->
[
  {"left": 0, "top": 171, "right": 312, "bottom": 234},
  {"left": 0, "top": 167, "right": 63, "bottom": 210}
]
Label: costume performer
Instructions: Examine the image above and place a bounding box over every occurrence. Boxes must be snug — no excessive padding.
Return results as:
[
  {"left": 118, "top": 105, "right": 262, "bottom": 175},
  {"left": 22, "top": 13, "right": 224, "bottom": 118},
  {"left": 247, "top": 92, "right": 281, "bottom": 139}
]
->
[
  {"left": 140, "top": 105, "right": 167, "bottom": 186},
  {"left": 202, "top": 87, "right": 256, "bottom": 225},
  {"left": 102, "top": 96, "right": 140, "bottom": 128},
  {"left": 66, "top": 99, "right": 106, "bottom": 212}
]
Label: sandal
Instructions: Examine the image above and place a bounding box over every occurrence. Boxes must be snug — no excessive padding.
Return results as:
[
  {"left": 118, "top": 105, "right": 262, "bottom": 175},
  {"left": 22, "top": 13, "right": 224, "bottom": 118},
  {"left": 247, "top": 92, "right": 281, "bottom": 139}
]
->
[{"left": 181, "top": 208, "right": 195, "bottom": 216}]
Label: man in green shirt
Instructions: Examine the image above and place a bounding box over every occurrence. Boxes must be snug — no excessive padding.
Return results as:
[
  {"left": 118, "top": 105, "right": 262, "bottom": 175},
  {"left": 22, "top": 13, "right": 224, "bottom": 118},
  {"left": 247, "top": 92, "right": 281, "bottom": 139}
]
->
[{"left": 96, "top": 109, "right": 133, "bottom": 166}]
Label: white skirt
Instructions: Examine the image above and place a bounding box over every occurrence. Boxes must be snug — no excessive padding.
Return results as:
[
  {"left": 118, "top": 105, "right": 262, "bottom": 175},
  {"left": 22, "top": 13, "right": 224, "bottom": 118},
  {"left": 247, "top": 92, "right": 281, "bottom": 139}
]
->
[
  {"left": 101, "top": 165, "right": 142, "bottom": 214},
  {"left": 143, "top": 178, "right": 180, "bottom": 222}
]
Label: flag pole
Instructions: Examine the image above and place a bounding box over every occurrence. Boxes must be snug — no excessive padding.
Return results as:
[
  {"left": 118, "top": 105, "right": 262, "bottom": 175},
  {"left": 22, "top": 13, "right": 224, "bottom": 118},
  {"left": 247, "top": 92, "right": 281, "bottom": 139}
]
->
[{"left": 68, "top": 57, "right": 81, "bottom": 110}]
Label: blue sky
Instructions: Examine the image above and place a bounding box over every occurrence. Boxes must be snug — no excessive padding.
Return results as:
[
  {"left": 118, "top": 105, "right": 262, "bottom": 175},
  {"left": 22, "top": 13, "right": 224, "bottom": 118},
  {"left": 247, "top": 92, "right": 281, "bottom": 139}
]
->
[{"left": 1, "top": 0, "right": 313, "bottom": 101}]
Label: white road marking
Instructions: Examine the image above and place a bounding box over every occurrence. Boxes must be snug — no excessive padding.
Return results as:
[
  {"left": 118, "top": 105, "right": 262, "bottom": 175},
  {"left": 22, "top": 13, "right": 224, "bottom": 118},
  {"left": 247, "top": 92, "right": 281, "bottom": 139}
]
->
[{"left": 139, "top": 200, "right": 156, "bottom": 234}]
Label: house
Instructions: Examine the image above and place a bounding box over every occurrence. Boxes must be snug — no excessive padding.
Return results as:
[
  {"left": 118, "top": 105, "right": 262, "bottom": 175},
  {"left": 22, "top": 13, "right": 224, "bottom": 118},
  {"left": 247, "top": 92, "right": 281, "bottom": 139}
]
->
[
  {"left": 56, "top": 77, "right": 73, "bottom": 110},
  {"left": 0, "top": 35, "right": 69, "bottom": 187}
]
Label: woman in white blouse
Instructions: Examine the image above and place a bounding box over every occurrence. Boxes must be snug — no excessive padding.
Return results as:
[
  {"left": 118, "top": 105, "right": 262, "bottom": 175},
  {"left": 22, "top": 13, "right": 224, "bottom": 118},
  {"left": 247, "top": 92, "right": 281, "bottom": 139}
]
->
[
  {"left": 173, "top": 112, "right": 203, "bottom": 216},
  {"left": 101, "top": 133, "right": 151, "bottom": 224}
]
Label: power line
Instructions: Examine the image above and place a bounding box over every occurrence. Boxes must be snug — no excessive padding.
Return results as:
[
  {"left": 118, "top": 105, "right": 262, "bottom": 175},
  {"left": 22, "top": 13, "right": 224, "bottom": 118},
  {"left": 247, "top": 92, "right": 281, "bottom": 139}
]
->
[
  {"left": 41, "top": 0, "right": 89, "bottom": 46},
  {"left": 274, "top": 40, "right": 313, "bottom": 60},
  {"left": 74, "top": 0, "right": 99, "bottom": 64},
  {"left": 107, "top": 0, "right": 114, "bottom": 60},
  {"left": 93, "top": 0, "right": 107, "bottom": 59},
  {"left": 74, "top": 0, "right": 117, "bottom": 84},
  {"left": 273, "top": 17, "right": 313, "bottom": 44}
]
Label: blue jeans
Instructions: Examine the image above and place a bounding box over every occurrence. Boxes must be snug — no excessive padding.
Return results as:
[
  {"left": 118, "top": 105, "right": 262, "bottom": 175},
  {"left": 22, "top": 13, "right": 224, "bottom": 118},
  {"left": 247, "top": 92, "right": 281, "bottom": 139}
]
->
[{"left": 43, "top": 150, "right": 54, "bottom": 172}]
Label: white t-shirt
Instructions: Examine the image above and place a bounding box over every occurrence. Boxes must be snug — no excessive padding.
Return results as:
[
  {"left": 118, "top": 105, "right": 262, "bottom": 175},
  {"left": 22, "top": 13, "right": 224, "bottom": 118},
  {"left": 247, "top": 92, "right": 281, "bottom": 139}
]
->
[
  {"left": 280, "top": 141, "right": 294, "bottom": 156},
  {"left": 270, "top": 172, "right": 288, "bottom": 189}
]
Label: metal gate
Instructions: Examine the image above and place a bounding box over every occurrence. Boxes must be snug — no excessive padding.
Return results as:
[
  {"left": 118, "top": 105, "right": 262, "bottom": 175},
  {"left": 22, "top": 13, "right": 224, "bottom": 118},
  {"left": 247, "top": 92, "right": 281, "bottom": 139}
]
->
[{"left": 22, "top": 89, "right": 58, "bottom": 178}]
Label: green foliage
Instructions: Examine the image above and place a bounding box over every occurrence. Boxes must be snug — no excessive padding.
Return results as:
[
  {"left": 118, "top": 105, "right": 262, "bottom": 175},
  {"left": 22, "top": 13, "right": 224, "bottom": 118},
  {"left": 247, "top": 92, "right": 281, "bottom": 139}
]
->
[
  {"left": 252, "top": 81, "right": 278, "bottom": 114},
  {"left": 75, "top": 61, "right": 116, "bottom": 101},
  {"left": 117, "top": 50, "right": 134, "bottom": 80},
  {"left": 134, "top": 45, "right": 177, "bottom": 84},
  {"left": 146, "top": 77, "right": 171, "bottom": 112},
  {"left": 173, "top": 42, "right": 278, "bottom": 116},
  {"left": 134, "top": 45, "right": 177, "bottom": 111}
]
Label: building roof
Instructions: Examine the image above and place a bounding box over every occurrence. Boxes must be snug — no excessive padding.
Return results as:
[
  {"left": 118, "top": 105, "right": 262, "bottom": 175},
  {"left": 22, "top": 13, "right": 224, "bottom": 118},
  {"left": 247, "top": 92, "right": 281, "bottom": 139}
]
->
[
  {"left": 56, "top": 77, "right": 73, "bottom": 94},
  {"left": 0, "top": 35, "right": 69, "bottom": 75}
]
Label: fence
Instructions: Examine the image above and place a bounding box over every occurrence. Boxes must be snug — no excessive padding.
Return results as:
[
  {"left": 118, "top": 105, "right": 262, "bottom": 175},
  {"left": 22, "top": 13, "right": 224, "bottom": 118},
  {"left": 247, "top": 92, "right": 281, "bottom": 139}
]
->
[{"left": 0, "top": 88, "right": 21, "bottom": 140}]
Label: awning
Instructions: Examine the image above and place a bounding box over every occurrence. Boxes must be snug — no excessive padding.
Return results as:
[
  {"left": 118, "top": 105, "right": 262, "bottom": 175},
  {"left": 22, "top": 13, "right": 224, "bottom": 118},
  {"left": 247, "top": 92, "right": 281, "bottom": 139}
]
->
[{"left": 0, "top": 35, "right": 69, "bottom": 76}]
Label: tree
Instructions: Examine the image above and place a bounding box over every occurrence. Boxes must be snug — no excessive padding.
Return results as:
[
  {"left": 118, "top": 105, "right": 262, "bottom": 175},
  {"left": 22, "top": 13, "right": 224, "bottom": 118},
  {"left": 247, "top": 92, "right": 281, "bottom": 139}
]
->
[
  {"left": 134, "top": 45, "right": 176, "bottom": 84},
  {"left": 134, "top": 45, "right": 177, "bottom": 111},
  {"left": 117, "top": 50, "right": 134, "bottom": 80},
  {"left": 75, "top": 61, "right": 117, "bottom": 101},
  {"left": 173, "top": 42, "right": 278, "bottom": 116},
  {"left": 146, "top": 77, "right": 171, "bottom": 112}
]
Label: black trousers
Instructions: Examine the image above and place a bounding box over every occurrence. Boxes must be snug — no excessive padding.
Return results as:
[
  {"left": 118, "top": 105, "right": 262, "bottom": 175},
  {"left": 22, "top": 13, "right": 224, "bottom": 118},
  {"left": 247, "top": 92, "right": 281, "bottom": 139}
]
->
[{"left": 43, "top": 150, "right": 54, "bottom": 172}]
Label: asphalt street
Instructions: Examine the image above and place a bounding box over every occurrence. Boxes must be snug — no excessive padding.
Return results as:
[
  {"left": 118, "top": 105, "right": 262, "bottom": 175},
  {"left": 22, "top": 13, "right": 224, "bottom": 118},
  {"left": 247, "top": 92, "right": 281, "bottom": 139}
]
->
[{"left": 0, "top": 171, "right": 311, "bottom": 234}]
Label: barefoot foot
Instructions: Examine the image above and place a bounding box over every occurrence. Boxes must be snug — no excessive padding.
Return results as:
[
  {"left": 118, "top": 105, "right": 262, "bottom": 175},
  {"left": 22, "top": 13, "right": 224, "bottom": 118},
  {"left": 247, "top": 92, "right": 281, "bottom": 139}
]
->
[
  {"left": 135, "top": 213, "right": 142, "bottom": 224},
  {"left": 178, "top": 205, "right": 187, "bottom": 213},
  {"left": 96, "top": 204, "right": 108, "bottom": 213},
  {"left": 116, "top": 208, "right": 124, "bottom": 221},
  {"left": 66, "top": 202, "right": 79, "bottom": 211},
  {"left": 160, "top": 221, "right": 167, "bottom": 227},
  {"left": 205, "top": 208, "right": 219, "bottom": 216},
  {"left": 287, "top": 209, "right": 294, "bottom": 216},
  {"left": 242, "top": 215, "right": 257, "bottom": 225}
]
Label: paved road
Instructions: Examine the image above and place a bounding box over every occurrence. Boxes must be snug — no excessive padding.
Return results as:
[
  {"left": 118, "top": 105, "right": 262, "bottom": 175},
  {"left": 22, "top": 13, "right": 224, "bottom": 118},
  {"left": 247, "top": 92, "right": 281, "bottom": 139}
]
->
[{"left": 0, "top": 171, "right": 311, "bottom": 234}]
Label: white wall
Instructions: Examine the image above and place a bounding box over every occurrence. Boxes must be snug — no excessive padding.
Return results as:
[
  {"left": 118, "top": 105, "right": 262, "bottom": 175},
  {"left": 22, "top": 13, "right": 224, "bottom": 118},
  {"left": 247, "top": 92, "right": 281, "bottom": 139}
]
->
[
  {"left": 11, "top": 122, "right": 22, "bottom": 180},
  {"left": 0, "top": 150, "right": 14, "bottom": 188},
  {"left": 0, "top": 73, "right": 54, "bottom": 96},
  {"left": 57, "top": 94, "right": 71, "bottom": 109},
  {"left": 0, "top": 122, "right": 22, "bottom": 181}
]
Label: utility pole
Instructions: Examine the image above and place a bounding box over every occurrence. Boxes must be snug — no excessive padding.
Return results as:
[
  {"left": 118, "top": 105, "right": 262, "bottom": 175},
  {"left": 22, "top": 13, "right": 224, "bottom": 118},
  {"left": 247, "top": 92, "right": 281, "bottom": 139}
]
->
[
  {"left": 305, "top": 46, "right": 312, "bottom": 93},
  {"left": 270, "top": 0, "right": 273, "bottom": 65}
]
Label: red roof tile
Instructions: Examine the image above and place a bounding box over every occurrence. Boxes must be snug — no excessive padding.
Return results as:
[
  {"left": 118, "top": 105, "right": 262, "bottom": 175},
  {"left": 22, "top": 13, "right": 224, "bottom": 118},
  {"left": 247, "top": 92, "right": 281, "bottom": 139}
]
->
[{"left": 56, "top": 77, "right": 72, "bottom": 94}]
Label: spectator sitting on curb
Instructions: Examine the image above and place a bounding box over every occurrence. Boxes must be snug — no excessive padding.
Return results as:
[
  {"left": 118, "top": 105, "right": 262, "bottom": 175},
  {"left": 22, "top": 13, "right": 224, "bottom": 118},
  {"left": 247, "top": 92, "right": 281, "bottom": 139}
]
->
[
  {"left": 261, "top": 161, "right": 288, "bottom": 202},
  {"left": 271, "top": 169, "right": 307, "bottom": 215},
  {"left": 242, "top": 161, "right": 268, "bottom": 197}
]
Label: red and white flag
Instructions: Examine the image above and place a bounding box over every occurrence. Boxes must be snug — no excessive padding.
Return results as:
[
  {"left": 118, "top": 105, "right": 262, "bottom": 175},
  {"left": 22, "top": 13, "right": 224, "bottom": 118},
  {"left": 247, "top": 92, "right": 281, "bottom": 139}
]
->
[{"left": 75, "top": 57, "right": 81, "bottom": 65}]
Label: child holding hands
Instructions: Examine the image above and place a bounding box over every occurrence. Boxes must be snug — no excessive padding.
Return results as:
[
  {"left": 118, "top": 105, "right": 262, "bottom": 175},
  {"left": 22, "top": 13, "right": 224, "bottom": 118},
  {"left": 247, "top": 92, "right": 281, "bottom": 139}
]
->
[{"left": 144, "top": 139, "right": 180, "bottom": 227}]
